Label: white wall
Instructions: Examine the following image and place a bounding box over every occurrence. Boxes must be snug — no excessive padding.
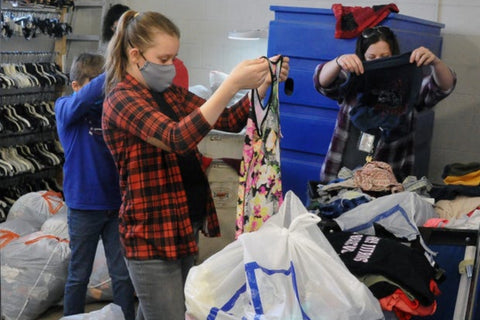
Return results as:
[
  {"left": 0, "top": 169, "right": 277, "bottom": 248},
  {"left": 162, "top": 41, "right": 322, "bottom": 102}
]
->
[{"left": 125, "top": 0, "right": 480, "bottom": 183}]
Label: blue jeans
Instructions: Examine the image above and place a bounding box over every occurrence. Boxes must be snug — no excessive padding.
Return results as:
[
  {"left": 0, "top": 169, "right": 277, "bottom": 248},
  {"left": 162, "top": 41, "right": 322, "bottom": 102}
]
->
[
  {"left": 126, "top": 256, "right": 195, "bottom": 320},
  {"left": 64, "top": 208, "right": 136, "bottom": 320}
]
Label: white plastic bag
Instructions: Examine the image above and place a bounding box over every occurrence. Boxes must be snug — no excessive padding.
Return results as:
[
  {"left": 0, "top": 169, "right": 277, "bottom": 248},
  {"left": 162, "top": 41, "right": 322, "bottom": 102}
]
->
[
  {"left": 41, "top": 210, "right": 69, "bottom": 240},
  {"left": 7, "top": 191, "right": 67, "bottom": 229},
  {"left": 59, "top": 303, "right": 125, "bottom": 320},
  {"left": 334, "top": 191, "right": 437, "bottom": 241},
  {"left": 0, "top": 219, "right": 38, "bottom": 249},
  {"left": 1, "top": 231, "right": 70, "bottom": 320},
  {"left": 185, "top": 191, "right": 384, "bottom": 320},
  {"left": 86, "top": 240, "right": 113, "bottom": 302}
]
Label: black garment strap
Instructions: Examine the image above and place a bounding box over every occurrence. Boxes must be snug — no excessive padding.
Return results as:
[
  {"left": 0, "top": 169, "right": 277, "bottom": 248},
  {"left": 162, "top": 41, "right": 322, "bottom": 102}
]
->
[
  {"left": 150, "top": 91, "right": 208, "bottom": 223},
  {"left": 250, "top": 56, "right": 283, "bottom": 136},
  {"left": 150, "top": 91, "right": 179, "bottom": 121},
  {"left": 258, "top": 55, "right": 283, "bottom": 107}
]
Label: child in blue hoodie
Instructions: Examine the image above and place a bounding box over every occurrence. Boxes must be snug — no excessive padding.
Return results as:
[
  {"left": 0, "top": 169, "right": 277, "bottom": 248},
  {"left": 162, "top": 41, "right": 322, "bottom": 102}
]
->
[{"left": 55, "top": 53, "right": 136, "bottom": 319}]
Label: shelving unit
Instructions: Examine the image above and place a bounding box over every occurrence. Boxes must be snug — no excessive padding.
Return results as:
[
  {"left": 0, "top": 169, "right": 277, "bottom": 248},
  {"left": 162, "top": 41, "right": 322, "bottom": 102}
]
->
[
  {"left": 64, "top": 0, "right": 108, "bottom": 71},
  {"left": 0, "top": 0, "right": 72, "bottom": 221}
]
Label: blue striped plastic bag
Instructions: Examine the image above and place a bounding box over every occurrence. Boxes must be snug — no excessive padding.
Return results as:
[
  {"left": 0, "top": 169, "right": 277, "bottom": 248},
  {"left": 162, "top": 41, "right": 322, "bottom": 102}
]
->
[{"left": 185, "top": 191, "right": 384, "bottom": 320}]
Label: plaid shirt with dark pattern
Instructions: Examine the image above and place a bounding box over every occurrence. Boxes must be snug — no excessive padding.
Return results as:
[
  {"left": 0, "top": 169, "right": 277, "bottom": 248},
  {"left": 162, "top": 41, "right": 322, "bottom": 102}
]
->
[
  {"left": 102, "top": 74, "right": 250, "bottom": 260},
  {"left": 313, "top": 63, "right": 456, "bottom": 183}
]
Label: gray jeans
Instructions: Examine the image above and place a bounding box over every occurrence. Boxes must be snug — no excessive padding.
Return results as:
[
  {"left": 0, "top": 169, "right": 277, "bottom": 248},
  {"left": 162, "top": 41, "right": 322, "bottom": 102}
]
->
[
  {"left": 127, "top": 222, "right": 201, "bottom": 320},
  {"left": 127, "top": 256, "right": 195, "bottom": 320}
]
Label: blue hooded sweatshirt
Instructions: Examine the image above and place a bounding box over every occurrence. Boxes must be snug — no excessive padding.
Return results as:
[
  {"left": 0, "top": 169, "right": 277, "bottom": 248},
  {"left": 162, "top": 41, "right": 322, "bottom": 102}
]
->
[{"left": 55, "top": 73, "right": 121, "bottom": 210}]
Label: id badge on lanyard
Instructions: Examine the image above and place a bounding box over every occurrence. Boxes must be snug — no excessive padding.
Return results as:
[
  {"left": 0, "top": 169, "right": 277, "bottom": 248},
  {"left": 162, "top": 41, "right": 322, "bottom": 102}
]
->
[{"left": 358, "top": 132, "right": 376, "bottom": 162}]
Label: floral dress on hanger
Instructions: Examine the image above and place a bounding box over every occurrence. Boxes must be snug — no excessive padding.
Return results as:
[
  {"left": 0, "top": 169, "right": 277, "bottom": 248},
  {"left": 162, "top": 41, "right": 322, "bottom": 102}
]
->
[{"left": 236, "top": 56, "right": 284, "bottom": 238}]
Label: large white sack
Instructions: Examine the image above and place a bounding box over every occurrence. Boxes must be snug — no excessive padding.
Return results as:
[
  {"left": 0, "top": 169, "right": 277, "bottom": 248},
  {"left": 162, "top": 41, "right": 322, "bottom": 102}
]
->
[
  {"left": 41, "top": 210, "right": 69, "bottom": 240},
  {"left": 7, "top": 191, "right": 67, "bottom": 228},
  {"left": 0, "top": 219, "right": 38, "bottom": 249},
  {"left": 1, "top": 231, "right": 70, "bottom": 320}
]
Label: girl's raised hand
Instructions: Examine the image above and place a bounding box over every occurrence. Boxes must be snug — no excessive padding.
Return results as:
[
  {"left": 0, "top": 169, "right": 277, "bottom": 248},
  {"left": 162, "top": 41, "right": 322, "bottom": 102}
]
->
[
  {"left": 410, "top": 46, "right": 439, "bottom": 67},
  {"left": 336, "top": 54, "right": 364, "bottom": 75},
  {"left": 226, "top": 58, "right": 269, "bottom": 91}
]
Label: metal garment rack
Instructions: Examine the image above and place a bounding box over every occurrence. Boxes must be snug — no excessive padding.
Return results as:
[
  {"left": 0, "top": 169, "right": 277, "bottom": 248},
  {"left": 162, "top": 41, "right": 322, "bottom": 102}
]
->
[
  {"left": 1, "top": 7, "right": 3, "bottom": 320},
  {"left": 0, "top": 2, "right": 66, "bottom": 318},
  {"left": 419, "top": 226, "right": 480, "bottom": 319},
  {"left": 466, "top": 226, "right": 480, "bottom": 319},
  {"left": 1, "top": 8, "right": 3, "bottom": 320}
]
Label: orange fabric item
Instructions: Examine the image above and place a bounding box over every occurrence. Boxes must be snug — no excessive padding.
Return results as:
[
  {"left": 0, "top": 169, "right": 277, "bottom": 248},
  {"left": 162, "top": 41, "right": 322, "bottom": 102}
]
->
[
  {"left": 379, "top": 285, "right": 438, "bottom": 319},
  {"left": 443, "top": 169, "right": 480, "bottom": 186},
  {"left": 0, "top": 230, "right": 20, "bottom": 249},
  {"left": 41, "top": 190, "right": 65, "bottom": 214},
  {"left": 25, "top": 234, "right": 69, "bottom": 245}
]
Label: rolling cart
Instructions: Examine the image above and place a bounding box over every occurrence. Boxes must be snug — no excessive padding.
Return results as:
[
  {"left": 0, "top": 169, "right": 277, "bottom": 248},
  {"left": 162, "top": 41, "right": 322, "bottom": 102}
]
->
[{"left": 416, "top": 227, "right": 480, "bottom": 320}]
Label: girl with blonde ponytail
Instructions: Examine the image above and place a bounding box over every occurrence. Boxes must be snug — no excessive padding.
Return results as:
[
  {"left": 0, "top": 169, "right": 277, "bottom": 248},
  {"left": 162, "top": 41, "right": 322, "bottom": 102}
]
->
[{"left": 102, "top": 10, "right": 290, "bottom": 320}]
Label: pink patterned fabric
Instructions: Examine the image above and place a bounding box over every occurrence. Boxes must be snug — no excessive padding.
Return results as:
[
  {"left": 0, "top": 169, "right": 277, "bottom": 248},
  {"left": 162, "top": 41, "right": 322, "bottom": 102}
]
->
[
  {"left": 354, "top": 161, "right": 404, "bottom": 193},
  {"left": 236, "top": 58, "right": 284, "bottom": 238}
]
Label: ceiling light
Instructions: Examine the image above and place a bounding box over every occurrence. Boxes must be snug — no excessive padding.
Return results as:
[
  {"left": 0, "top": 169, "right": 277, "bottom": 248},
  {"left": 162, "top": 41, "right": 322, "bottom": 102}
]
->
[{"left": 228, "top": 29, "right": 268, "bottom": 40}]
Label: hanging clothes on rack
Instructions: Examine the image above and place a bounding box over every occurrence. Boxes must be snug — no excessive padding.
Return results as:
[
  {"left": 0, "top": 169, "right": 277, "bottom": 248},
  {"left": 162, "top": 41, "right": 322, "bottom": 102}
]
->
[
  {"left": 236, "top": 56, "right": 284, "bottom": 238},
  {"left": 0, "top": 52, "right": 68, "bottom": 90},
  {"left": 0, "top": 3, "right": 68, "bottom": 224},
  {"left": 1, "top": 6, "right": 71, "bottom": 40}
]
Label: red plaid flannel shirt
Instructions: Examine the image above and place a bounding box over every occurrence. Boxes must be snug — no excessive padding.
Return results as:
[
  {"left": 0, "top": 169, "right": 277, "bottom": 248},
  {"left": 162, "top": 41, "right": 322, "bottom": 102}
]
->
[{"left": 102, "top": 74, "right": 250, "bottom": 260}]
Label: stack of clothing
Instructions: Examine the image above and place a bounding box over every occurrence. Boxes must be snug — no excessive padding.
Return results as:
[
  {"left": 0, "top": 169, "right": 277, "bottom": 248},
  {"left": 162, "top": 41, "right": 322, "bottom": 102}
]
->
[
  {"left": 325, "top": 231, "right": 443, "bottom": 319},
  {"left": 442, "top": 162, "right": 480, "bottom": 186}
]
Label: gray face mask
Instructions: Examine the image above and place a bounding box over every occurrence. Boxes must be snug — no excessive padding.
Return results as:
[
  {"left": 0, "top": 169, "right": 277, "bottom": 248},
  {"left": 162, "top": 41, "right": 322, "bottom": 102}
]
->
[{"left": 139, "top": 59, "right": 176, "bottom": 92}]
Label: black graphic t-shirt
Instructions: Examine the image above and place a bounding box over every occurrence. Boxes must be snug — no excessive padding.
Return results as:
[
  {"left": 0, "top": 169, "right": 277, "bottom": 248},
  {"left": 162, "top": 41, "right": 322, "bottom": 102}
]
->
[
  {"left": 342, "top": 52, "right": 424, "bottom": 142},
  {"left": 325, "top": 231, "right": 437, "bottom": 306}
]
